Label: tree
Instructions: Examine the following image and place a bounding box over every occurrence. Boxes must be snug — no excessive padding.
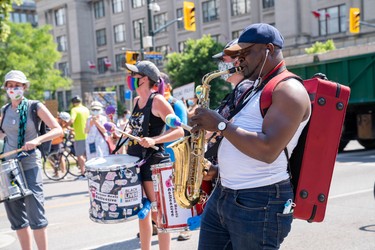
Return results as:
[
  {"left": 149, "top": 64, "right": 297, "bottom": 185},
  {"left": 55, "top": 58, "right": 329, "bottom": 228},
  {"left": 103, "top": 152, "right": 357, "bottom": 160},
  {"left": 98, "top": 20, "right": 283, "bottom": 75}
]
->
[
  {"left": 0, "top": 22, "right": 71, "bottom": 104},
  {"left": 165, "top": 35, "right": 232, "bottom": 108},
  {"left": 305, "top": 39, "right": 336, "bottom": 54},
  {"left": 0, "top": 0, "right": 23, "bottom": 42}
]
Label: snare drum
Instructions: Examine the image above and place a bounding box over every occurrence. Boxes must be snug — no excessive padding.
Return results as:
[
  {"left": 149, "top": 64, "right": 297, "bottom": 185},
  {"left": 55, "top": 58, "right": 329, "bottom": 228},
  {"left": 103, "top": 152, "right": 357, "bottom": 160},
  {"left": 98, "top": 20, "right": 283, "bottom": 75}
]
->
[
  {"left": 85, "top": 154, "right": 142, "bottom": 223},
  {"left": 0, "top": 159, "right": 31, "bottom": 202},
  {"left": 152, "top": 162, "right": 195, "bottom": 233}
]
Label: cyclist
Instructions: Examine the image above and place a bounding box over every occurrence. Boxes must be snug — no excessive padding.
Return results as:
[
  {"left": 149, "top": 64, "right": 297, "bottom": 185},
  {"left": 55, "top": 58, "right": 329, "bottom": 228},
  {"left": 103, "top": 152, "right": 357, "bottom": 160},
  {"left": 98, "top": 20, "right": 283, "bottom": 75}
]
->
[{"left": 50, "top": 112, "right": 72, "bottom": 177}]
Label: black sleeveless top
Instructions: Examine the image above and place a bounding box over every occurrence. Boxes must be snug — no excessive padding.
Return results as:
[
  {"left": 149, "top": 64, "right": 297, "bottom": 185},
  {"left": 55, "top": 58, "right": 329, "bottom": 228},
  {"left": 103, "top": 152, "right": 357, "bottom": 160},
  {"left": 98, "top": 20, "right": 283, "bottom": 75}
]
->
[{"left": 127, "top": 94, "right": 165, "bottom": 158}]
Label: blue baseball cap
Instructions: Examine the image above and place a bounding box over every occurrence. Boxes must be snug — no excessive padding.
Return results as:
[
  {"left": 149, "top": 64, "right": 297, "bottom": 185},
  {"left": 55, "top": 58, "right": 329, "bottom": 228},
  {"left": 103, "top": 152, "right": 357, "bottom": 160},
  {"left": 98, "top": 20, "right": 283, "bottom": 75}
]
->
[{"left": 224, "top": 23, "right": 284, "bottom": 56}]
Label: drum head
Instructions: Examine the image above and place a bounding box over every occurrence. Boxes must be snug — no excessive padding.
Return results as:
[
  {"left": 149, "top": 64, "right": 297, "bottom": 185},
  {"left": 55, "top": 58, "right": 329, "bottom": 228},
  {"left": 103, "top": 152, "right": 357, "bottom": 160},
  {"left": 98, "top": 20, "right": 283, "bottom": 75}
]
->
[{"left": 85, "top": 155, "right": 140, "bottom": 171}]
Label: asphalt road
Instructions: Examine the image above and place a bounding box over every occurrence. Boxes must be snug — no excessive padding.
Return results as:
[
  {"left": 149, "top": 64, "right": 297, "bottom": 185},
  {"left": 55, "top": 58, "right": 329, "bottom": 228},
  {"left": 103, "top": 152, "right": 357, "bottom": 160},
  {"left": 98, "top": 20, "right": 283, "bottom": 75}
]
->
[{"left": 0, "top": 141, "right": 374, "bottom": 250}]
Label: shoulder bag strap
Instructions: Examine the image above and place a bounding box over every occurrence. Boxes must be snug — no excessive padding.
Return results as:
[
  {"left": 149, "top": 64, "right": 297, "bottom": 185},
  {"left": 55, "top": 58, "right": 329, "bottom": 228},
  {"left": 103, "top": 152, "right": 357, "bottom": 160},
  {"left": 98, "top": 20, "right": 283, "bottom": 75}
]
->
[{"left": 0, "top": 103, "right": 11, "bottom": 133}]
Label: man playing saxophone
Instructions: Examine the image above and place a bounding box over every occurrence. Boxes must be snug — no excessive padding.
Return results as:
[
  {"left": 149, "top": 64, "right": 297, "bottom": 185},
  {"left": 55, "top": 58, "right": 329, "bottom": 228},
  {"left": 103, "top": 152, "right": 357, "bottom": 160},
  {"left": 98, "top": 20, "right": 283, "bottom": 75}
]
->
[{"left": 191, "top": 23, "right": 311, "bottom": 250}]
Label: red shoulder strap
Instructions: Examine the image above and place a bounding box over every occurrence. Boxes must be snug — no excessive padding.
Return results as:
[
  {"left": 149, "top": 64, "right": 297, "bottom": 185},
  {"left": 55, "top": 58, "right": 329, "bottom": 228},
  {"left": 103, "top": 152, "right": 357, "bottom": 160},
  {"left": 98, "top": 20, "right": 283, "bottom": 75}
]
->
[{"left": 260, "top": 70, "right": 299, "bottom": 117}]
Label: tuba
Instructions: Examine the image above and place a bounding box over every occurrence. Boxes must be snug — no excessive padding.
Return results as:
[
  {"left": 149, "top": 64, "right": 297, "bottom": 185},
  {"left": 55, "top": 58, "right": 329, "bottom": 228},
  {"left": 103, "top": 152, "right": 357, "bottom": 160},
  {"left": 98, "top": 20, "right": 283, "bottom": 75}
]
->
[{"left": 168, "top": 67, "right": 243, "bottom": 209}]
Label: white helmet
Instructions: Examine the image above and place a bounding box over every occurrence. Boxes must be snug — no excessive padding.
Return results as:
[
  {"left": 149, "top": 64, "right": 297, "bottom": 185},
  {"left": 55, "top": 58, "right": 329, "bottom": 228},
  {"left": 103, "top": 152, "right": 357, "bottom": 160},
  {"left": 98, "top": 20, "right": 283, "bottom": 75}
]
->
[{"left": 59, "top": 112, "right": 71, "bottom": 122}]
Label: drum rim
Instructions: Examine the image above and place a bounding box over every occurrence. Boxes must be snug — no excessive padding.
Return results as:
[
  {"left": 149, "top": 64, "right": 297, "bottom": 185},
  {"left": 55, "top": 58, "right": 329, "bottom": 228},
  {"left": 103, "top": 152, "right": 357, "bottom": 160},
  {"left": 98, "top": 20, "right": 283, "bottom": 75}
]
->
[
  {"left": 151, "top": 162, "right": 173, "bottom": 170},
  {"left": 85, "top": 155, "right": 140, "bottom": 171}
]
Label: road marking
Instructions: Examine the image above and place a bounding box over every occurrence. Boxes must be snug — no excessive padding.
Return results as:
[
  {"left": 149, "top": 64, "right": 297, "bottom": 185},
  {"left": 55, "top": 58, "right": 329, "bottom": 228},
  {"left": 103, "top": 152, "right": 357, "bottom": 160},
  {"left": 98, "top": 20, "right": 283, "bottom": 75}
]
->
[{"left": 329, "top": 188, "right": 373, "bottom": 199}]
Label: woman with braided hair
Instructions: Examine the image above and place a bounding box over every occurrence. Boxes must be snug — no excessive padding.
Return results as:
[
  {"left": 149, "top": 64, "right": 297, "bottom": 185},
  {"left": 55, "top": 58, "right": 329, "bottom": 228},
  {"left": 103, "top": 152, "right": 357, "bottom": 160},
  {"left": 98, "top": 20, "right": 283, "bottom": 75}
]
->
[{"left": 0, "top": 70, "right": 63, "bottom": 250}]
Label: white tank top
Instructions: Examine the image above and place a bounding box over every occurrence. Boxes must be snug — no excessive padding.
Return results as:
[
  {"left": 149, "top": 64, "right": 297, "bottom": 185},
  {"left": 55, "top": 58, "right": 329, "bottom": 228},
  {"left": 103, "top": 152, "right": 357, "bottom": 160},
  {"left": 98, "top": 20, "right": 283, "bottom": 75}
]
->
[{"left": 218, "top": 90, "right": 310, "bottom": 190}]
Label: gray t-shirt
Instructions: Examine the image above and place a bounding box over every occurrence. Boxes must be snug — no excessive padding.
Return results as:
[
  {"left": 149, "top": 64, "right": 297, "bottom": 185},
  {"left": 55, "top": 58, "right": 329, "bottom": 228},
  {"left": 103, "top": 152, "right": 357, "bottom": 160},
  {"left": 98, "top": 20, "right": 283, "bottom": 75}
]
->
[{"left": 1, "top": 102, "right": 43, "bottom": 170}]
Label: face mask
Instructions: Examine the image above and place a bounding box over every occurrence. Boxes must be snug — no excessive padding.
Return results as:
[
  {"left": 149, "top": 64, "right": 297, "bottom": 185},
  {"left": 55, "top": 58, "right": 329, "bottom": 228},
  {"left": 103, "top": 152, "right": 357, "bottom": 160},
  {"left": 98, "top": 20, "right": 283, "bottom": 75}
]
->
[
  {"left": 127, "top": 76, "right": 140, "bottom": 91},
  {"left": 125, "top": 114, "right": 131, "bottom": 119},
  {"left": 6, "top": 87, "right": 24, "bottom": 100},
  {"left": 218, "top": 61, "right": 235, "bottom": 81},
  {"left": 91, "top": 110, "right": 100, "bottom": 116},
  {"left": 187, "top": 100, "right": 194, "bottom": 107}
]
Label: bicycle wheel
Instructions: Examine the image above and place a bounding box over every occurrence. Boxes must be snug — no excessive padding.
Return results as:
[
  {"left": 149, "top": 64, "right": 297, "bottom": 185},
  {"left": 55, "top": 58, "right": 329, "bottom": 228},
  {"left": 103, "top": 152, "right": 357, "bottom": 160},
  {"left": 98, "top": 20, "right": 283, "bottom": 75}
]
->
[
  {"left": 66, "top": 153, "right": 81, "bottom": 177},
  {"left": 43, "top": 152, "right": 69, "bottom": 181}
]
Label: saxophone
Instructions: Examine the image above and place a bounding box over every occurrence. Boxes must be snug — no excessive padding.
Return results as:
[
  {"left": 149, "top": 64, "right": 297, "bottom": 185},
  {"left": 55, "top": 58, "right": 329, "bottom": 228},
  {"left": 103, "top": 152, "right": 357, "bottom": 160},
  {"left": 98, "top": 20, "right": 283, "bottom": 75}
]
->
[{"left": 168, "top": 66, "right": 243, "bottom": 209}]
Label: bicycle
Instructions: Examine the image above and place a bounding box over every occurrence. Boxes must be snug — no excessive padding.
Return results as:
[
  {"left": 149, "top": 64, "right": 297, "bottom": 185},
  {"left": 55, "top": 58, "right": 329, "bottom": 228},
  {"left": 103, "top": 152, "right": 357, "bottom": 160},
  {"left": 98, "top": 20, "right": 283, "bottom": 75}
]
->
[{"left": 43, "top": 129, "right": 81, "bottom": 181}]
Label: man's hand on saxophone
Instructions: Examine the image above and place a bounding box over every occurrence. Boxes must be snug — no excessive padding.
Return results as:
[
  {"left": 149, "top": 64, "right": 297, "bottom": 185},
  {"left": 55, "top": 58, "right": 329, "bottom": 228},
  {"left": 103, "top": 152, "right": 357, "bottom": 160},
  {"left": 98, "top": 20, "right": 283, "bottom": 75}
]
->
[{"left": 190, "top": 107, "right": 229, "bottom": 133}]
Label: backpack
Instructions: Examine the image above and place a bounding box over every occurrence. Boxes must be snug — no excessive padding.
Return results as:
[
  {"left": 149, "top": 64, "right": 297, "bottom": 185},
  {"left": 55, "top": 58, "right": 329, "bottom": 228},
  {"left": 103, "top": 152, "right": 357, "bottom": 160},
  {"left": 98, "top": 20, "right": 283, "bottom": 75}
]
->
[
  {"left": 0, "top": 100, "right": 52, "bottom": 159},
  {"left": 259, "top": 70, "right": 350, "bottom": 222}
]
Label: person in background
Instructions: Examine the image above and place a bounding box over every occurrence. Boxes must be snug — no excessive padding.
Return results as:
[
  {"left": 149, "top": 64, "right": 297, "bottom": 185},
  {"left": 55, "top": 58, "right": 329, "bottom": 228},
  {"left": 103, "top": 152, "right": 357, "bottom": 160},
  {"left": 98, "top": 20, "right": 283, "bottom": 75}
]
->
[
  {"left": 0, "top": 70, "right": 63, "bottom": 250},
  {"left": 186, "top": 98, "right": 198, "bottom": 127},
  {"left": 156, "top": 72, "right": 188, "bottom": 162},
  {"left": 205, "top": 39, "right": 254, "bottom": 167},
  {"left": 116, "top": 109, "right": 131, "bottom": 154},
  {"left": 117, "top": 109, "right": 131, "bottom": 131},
  {"left": 191, "top": 23, "right": 311, "bottom": 249},
  {"left": 69, "top": 95, "right": 90, "bottom": 179},
  {"left": 124, "top": 60, "right": 184, "bottom": 250},
  {"left": 85, "top": 101, "right": 109, "bottom": 160},
  {"left": 49, "top": 111, "right": 72, "bottom": 177}
]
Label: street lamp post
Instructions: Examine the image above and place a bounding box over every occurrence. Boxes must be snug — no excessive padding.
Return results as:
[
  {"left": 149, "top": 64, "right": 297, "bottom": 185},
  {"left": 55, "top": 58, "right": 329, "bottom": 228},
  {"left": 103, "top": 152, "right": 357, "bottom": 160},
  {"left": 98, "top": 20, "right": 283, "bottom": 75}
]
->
[
  {"left": 151, "top": 17, "right": 183, "bottom": 51},
  {"left": 139, "top": 22, "right": 144, "bottom": 60},
  {"left": 147, "top": 0, "right": 155, "bottom": 51}
]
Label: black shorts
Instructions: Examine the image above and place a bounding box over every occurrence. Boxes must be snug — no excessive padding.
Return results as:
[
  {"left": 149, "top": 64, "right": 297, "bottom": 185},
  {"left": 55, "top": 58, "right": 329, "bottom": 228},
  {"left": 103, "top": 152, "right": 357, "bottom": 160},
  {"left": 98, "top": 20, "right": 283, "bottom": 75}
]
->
[{"left": 140, "top": 152, "right": 170, "bottom": 181}]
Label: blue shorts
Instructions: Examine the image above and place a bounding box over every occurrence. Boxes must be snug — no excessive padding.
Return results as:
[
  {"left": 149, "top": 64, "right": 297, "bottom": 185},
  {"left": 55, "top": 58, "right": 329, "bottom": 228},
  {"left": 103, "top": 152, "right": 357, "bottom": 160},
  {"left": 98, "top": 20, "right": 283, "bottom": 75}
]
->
[
  {"left": 198, "top": 179, "right": 293, "bottom": 250},
  {"left": 4, "top": 167, "right": 48, "bottom": 230}
]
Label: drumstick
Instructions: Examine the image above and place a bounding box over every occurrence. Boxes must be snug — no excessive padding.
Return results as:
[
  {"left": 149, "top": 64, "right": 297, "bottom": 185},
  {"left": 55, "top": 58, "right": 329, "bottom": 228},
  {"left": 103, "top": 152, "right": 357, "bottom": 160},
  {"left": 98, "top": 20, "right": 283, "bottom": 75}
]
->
[
  {"left": 0, "top": 148, "right": 23, "bottom": 160},
  {"left": 165, "top": 114, "right": 192, "bottom": 132},
  {"left": 104, "top": 122, "right": 159, "bottom": 151}
]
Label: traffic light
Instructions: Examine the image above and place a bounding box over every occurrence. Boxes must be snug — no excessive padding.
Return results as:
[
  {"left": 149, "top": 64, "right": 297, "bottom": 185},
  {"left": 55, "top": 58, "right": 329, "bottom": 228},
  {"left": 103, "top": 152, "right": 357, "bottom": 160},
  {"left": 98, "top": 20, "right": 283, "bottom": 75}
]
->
[
  {"left": 349, "top": 7, "right": 360, "bottom": 34},
  {"left": 125, "top": 51, "right": 139, "bottom": 65},
  {"left": 183, "top": 1, "right": 196, "bottom": 32}
]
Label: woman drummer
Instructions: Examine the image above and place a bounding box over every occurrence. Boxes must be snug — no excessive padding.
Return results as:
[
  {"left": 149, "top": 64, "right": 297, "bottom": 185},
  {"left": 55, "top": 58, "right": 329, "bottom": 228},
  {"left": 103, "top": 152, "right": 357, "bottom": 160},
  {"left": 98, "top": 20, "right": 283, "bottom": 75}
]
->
[
  {"left": 124, "top": 61, "right": 184, "bottom": 250},
  {"left": 0, "top": 70, "right": 62, "bottom": 250}
]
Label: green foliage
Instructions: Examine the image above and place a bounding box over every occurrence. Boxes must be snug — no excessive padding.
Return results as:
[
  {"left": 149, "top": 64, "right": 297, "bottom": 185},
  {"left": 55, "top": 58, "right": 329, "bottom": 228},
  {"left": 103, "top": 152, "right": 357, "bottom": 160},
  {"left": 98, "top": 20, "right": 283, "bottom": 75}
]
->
[
  {"left": 305, "top": 39, "right": 336, "bottom": 54},
  {"left": 0, "top": 0, "right": 23, "bottom": 42},
  {"left": 0, "top": 23, "right": 71, "bottom": 104},
  {"left": 165, "top": 35, "right": 232, "bottom": 108},
  {"left": 117, "top": 100, "right": 126, "bottom": 116}
]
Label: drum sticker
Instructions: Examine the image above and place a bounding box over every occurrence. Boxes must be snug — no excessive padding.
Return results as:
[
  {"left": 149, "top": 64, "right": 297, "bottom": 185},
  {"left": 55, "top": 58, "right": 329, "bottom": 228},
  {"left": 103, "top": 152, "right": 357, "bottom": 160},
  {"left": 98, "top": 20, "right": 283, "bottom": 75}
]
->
[
  {"left": 115, "top": 179, "right": 128, "bottom": 186},
  {"left": 86, "top": 171, "right": 93, "bottom": 179},
  {"left": 130, "top": 174, "right": 138, "bottom": 183},
  {"left": 109, "top": 212, "right": 119, "bottom": 218},
  {"left": 105, "top": 172, "right": 117, "bottom": 181},
  {"left": 109, "top": 204, "right": 117, "bottom": 212},
  {"left": 161, "top": 169, "right": 192, "bottom": 226},
  {"left": 95, "top": 191, "right": 118, "bottom": 204},
  {"left": 89, "top": 181, "right": 100, "bottom": 191},
  {"left": 101, "top": 181, "right": 115, "bottom": 193},
  {"left": 102, "top": 203, "right": 109, "bottom": 211},
  {"left": 97, "top": 211, "right": 104, "bottom": 219},
  {"left": 124, "top": 169, "right": 133, "bottom": 179},
  {"left": 126, "top": 208, "right": 134, "bottom": 215},
  {"left": 152, "top": 174, "right": 159, "bottom": 192},
  {"left": 117, "top": 185, "right": 142, "bottom": 207},
  {"left": 92, "top": 208, "right": 98, "bottom": 218},
  {"left": 89, "top": 187, "right": 97, "bottom": 200}
]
